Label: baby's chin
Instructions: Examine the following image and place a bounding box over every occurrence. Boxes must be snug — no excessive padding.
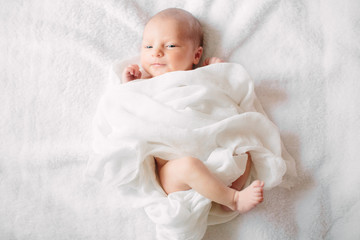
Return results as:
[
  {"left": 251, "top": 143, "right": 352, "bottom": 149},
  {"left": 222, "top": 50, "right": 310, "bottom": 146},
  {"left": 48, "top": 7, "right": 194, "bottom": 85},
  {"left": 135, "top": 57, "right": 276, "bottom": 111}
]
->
[{"left": 147, "top": 68, "right": 170, "bottom": 78}]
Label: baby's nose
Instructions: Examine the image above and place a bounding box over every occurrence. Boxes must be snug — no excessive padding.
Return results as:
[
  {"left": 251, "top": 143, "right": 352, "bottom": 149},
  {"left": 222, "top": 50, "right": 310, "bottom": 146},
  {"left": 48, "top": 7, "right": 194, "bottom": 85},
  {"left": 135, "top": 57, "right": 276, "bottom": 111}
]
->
[{"left": 152, "top": 48, "right": 164, "bottom": 57}]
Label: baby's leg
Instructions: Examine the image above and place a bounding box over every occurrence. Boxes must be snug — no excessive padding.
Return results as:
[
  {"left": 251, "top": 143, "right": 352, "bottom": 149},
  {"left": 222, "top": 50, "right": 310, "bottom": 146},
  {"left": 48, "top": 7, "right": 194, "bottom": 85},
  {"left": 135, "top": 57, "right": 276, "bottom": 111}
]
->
[
  {"left": 155, "top": 156, "right": 264, "bottom": 213},
  {"left": 230, "top": 152, "right": 252, "bottom": 191}
]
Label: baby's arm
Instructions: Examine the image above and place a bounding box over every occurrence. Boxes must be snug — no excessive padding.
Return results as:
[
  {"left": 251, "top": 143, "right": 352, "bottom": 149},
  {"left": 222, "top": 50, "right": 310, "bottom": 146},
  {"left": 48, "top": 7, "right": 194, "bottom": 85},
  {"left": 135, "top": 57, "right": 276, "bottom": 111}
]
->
[
  {"left": 122, "top": 64, "right": 142, "bottom": 83},
  {"left": 202, "top": 57, "right": 224, "bottom": 66}
]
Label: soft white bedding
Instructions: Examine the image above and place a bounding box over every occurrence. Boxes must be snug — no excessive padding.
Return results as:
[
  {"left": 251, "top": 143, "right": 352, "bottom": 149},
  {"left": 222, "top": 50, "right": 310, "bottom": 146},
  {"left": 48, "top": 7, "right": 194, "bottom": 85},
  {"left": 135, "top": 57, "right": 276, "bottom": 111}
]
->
[
  {"left": 1, "top": 0, "right": 360, "bottom": 239},
  {"left": 85, "top": 62, "right": 296, "bottom": 239}
]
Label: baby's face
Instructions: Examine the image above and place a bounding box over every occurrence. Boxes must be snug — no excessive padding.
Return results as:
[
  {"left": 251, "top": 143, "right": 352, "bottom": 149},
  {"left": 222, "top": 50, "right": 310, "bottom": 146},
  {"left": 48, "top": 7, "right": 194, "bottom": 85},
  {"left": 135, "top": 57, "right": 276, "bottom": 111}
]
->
[{"left": 140, "top": 16, "right": 202, "bottom": 77}]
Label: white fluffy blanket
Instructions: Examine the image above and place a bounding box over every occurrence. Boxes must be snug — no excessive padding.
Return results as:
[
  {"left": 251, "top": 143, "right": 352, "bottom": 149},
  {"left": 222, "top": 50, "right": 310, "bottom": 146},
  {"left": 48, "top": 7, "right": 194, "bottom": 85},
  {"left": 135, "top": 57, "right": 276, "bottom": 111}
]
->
[
  {"left": 85, "top": 61, "right": 297, "bottom": 239},
  {"left": 2, "top": 0, "right": 360, "bottom": 239}
]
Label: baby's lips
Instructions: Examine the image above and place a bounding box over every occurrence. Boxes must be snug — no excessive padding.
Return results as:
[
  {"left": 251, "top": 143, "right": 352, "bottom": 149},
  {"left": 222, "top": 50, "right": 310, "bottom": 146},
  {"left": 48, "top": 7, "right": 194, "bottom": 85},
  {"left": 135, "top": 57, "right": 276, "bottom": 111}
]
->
[{"left": 151, "top": 62, "right": 166, "bottom": 66}]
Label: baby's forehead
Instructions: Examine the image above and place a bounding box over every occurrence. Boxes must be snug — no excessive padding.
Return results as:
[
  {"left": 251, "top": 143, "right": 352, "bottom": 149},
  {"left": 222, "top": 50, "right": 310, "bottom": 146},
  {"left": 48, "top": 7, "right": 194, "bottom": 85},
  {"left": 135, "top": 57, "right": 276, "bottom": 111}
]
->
[{"left": 143, "top": 16, "right": 192, "bottom": 37}]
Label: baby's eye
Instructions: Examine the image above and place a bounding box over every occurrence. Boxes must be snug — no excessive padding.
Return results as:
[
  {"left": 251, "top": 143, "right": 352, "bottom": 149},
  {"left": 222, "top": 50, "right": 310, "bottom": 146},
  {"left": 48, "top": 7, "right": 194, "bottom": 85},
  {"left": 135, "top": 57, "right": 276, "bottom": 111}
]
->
[
  {"left": 167, "top": 44, "right": 176, "bottom": 48},
  {"left": 145, "top": 45, "right": 153, "bottom": 49}
]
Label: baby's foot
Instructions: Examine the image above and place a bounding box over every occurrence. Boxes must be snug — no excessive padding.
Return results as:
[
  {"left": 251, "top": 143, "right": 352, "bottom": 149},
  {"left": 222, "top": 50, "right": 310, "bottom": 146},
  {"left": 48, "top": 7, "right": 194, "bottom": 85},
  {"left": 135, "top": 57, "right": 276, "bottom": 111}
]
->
[{"left": 233, "top": 180, "right": 264, "bottom": 213}]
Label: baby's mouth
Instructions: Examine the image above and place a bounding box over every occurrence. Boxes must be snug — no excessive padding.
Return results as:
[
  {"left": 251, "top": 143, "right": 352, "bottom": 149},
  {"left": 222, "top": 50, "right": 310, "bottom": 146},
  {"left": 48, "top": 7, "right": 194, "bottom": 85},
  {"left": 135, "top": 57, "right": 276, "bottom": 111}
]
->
[{"left": 151, "top": 63, "right": 166, "bottom": 67}]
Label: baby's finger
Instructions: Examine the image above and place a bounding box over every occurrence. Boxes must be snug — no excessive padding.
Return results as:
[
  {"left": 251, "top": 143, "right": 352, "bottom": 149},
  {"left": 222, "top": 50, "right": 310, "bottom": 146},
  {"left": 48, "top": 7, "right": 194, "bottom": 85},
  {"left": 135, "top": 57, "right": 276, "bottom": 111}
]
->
[
  {"left": 215, "top": 58, "right": 224, "bottom": 63},
  {"left": 208, "top": 57, "right": 224, "bottom": 65},
  {"left": 203, "top": 58, "right": 210, "bottom": 66},
  {"left": 135, "top": 70, "right": 142, "bottom": 78},
  {"left": 131, "top": 68, "right": 135, "bottom": 76},
  {"left": 210, "top": 57, "right": 219, "bottom": 64},
  {"left": 125, "top": 66, "right": 132, "bottom": 75}
]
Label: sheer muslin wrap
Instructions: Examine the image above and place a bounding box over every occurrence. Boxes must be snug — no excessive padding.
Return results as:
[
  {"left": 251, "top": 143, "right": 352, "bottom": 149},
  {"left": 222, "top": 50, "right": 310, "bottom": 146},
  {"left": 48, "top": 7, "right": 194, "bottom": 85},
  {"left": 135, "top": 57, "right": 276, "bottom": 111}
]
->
[{"left": 85, "top": 60, "right": 297, "bottom": 240}]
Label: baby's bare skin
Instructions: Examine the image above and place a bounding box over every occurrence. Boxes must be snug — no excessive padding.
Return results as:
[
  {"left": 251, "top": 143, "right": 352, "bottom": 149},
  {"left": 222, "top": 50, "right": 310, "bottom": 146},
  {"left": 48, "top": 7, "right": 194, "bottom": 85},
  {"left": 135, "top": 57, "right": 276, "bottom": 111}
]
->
[
  {"left": 221, "top": 153, "right": 265, "bottom": 212},
  {"left": 233, "top": 180, "right": 264, "bottom": 213},
  {"left": 155, "top": 154, "right": 264, "bottom": 213}
]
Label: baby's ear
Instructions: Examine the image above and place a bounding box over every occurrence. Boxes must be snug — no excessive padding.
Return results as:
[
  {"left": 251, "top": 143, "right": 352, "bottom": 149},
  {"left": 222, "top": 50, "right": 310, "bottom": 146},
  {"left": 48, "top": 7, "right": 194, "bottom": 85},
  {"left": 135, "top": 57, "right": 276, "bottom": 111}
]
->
[{"left": 193, "top": 46, "right": 203, "bottom": 65}]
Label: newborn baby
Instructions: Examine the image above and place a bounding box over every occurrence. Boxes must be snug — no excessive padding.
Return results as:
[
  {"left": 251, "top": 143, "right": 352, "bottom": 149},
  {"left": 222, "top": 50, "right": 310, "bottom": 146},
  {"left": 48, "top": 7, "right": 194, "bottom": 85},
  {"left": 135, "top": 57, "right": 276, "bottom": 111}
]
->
[{"left": 121, "top": 8, "right": 264, "bottom": 213}]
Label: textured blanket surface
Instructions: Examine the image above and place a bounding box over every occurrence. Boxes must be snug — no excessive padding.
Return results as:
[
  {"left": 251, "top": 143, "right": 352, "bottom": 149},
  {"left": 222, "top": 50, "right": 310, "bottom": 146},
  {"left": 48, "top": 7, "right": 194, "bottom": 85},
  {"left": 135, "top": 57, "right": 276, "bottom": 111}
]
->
[
  {"left": 85, "top": 62, "right": 296, "bottom": 239},
  {"left": 1, "top": 0, "right": 360, "bottom": 239}
]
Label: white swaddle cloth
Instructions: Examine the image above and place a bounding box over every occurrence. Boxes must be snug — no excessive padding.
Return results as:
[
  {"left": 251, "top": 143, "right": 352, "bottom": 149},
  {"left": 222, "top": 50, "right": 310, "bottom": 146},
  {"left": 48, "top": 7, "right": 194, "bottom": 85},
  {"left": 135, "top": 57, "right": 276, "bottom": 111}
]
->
[{"left": 85, "top": 60, "right": 297, "bottom": 240}]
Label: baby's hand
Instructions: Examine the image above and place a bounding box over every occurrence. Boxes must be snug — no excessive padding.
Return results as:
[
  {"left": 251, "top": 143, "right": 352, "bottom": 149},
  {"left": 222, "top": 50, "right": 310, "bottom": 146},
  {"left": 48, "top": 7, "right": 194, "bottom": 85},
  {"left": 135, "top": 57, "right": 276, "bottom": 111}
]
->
[
  {"left": 203, "top": 57, "right": 224, "bottom": 66},
  {"left": 122, "top": 64, "right": 142, "bottom": 83}
]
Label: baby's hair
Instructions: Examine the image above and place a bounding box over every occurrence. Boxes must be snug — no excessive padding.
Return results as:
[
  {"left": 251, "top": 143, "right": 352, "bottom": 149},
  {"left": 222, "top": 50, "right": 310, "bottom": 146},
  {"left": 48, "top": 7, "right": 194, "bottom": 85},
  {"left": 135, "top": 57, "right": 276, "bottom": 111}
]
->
[{"left": 148, "top": 8, "right": 204, "bottom": 47}]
